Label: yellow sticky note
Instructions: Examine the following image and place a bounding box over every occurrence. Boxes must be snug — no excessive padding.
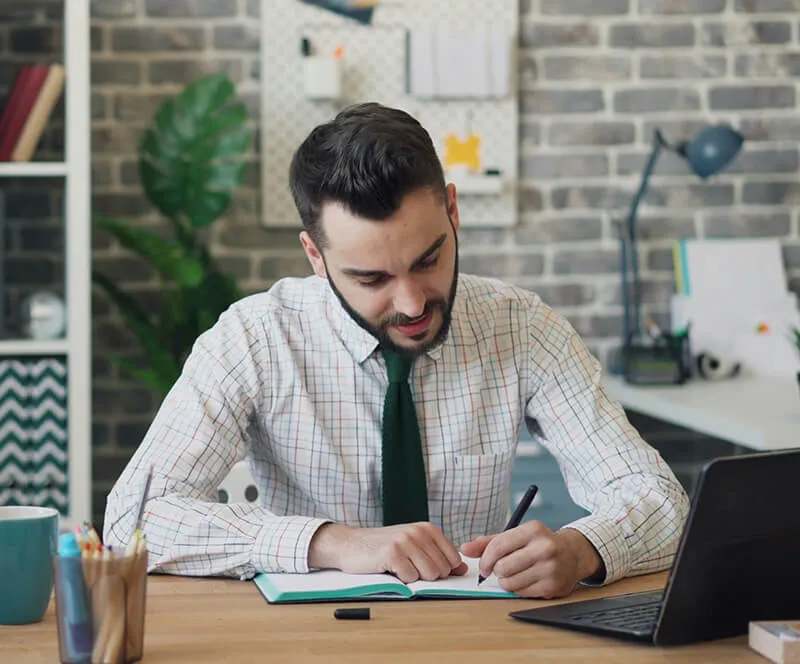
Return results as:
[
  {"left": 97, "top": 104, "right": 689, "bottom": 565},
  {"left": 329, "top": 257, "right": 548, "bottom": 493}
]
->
[{"left": 443, "top": 133, "right": 481, "bottom": 172}]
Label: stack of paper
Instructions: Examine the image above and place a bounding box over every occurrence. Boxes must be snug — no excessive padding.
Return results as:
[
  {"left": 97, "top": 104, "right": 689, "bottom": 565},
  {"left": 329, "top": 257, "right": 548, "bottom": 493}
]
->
[
  {"left": 407, "top": 25, "right": 511, "bottom": 99},
  {"left": 670, "top": 239, "right": 800, "bottom": 378}
]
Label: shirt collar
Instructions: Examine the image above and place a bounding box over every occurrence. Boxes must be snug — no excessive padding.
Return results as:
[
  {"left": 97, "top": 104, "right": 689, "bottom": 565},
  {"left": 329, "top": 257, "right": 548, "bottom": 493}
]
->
[
  {"left": 325, "top": 280, "right": 454, "bottom": 365},
  {"left": 327, "top": 284, "right": 380, "bottom": 364}
]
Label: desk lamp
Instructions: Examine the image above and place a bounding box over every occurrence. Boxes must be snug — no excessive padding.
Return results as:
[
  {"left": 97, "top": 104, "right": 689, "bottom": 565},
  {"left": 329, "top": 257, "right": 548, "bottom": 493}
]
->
[{"left": 620, "top": 124, "right": 744, "bottom": 348}]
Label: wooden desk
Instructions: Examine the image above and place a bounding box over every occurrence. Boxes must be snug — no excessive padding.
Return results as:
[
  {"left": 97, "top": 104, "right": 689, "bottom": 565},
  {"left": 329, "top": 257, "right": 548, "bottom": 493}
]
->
[{"left": 1, "top": 572, "right": 765, "bottom": 663}]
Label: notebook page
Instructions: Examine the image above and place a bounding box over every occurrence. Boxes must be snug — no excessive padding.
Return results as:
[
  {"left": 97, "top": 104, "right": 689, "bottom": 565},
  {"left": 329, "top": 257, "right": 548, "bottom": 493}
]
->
[{"left": 407, "top": 555, "right": 514, "bottom": 597}]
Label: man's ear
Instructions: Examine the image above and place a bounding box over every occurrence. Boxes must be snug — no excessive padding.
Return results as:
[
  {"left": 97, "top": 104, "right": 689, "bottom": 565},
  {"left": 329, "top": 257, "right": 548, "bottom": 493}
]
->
[
  {"left": 446, "top": 183, "right": 461, "bottom": 232},
  {"left": 299, "top": 232, "right": 327, "bottom": 278}
]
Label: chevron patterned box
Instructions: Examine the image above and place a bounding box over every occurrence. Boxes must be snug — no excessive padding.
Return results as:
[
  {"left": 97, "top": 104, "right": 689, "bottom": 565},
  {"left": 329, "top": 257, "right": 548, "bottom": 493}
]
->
[{"left": 0, "top": 356, "right": 68, "bottom": 513}]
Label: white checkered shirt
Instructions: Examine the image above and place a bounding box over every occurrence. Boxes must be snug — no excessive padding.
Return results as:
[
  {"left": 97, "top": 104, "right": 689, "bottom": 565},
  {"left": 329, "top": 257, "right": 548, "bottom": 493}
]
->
[{"left": 104, "top": 273, "right": 689, "bottom": 584}]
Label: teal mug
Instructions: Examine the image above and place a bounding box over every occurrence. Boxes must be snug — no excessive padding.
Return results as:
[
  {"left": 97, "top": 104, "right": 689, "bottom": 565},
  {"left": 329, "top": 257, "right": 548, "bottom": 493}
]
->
[{"left": 0, "top": 506, "right": 60, "bottom": 624}]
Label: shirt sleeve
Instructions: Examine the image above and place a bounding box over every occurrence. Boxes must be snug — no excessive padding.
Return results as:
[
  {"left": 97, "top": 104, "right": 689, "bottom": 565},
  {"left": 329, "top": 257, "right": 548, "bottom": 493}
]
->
[
  {"left": 524, "top": 306, "right": 690, "bottom": 585},
  {"left": 102, "top": 303, "right": 330, "bottom": 579}
]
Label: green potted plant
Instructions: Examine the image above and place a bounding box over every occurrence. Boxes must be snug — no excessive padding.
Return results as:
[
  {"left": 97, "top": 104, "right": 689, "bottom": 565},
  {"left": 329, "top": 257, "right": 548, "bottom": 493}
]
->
[{"left": 92, "top": 72, "right": 251, "bottom": 398}]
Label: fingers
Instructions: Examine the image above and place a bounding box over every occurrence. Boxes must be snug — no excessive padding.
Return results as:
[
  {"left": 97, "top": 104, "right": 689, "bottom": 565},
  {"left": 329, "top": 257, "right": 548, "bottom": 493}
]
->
[
  {"left": 491, "top": 545, "right": 536, "bottom": 580},
  {"left": 451, "top": 561, "right": 468, "bottom": 576},
  {"left": 389, "top": 555, "right": 422, "bottom": 584},
  {"left": 424, "top": 523, "right": 465, "bottom": 572},
  {"left": 384, "top": 523, "right": 463, "bottom": 582},
  {"left": 479, "top": 521, "right": 556, "bottom": 579},
  {"left": 499, "top": 565, "right": 571, "bottom": 599},
  {"left": 496, "top": 557, "right": 554, "bottom": 594},
  {"left": 391, "top": 549, "right": 467, "bottom": 583},
  {"left": 487, "top": 525, "right": 576, "bottom": 598},
  {"left": 479, "top": 521, "right": 548, "bottom": 578},
  {"left": 411, "top": 540, "right": 450, "bottom": 581},
  {"left": 460, "top": 535, "right": 493, "bottom": 559}
]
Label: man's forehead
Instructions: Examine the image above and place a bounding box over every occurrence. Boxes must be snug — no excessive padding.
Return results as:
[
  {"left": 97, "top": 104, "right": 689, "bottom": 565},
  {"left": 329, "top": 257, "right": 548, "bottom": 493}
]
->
[{"left": 319, "top": 198, "right": 447, "bottom": 255}]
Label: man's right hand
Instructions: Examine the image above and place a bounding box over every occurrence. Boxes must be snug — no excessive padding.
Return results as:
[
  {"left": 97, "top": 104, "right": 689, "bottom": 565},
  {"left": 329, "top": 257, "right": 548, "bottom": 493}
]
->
[{"left": 307, "top": 522, "right": 468, "bottom": 583}]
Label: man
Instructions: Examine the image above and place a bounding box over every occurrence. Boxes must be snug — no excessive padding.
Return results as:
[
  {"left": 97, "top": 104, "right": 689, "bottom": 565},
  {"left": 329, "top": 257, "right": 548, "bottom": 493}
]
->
[{"left": 105, "top": 102, "right": 689, "bottom": 599}]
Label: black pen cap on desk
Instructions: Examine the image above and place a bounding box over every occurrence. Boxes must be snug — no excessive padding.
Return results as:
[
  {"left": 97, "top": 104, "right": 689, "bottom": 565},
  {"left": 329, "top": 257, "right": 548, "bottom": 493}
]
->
[{"left": 334, "top": 607, "right": 371, "bottom": 620}]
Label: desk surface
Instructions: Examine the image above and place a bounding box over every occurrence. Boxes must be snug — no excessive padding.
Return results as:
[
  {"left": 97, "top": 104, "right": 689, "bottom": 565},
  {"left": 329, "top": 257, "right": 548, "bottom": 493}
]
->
[
  {"left": 604, "top": 373, "right": 800, "bottom": 451},
  {"left": 1, "top": 572, "right": 766, "bottom": 663}
]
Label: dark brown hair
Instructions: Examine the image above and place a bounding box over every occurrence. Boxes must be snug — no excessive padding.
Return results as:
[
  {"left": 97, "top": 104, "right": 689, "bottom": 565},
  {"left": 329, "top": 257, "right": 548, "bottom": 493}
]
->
[{"left": 288, "top": 102, "right": 446, "bottom": 249}]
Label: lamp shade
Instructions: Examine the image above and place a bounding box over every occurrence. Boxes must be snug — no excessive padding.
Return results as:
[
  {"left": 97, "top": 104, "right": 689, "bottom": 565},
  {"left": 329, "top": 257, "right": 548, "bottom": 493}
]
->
[{"left": 683, "top": 125, "right": 744, "bottom": 179}]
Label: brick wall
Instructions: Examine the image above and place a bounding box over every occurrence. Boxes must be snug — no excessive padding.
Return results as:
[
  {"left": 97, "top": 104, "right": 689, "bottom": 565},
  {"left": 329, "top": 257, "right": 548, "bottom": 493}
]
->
[{"left": 2, "top": 0, "right": 799, "bottom": 521}]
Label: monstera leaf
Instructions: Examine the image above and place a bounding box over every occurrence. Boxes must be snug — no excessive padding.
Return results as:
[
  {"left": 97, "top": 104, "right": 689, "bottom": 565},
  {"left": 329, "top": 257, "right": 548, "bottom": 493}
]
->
[
  {"left": 92, "top": 72, "right": 250, "bottom": 398},
  {"left": 139, "top": 72, "right": 251, "bottom": 228},
  {"left": 94, "top": 214, "right": 204, "bottom": 287},
  {"left": 92, "top": 272, "right": 181, "bottom": 396}
]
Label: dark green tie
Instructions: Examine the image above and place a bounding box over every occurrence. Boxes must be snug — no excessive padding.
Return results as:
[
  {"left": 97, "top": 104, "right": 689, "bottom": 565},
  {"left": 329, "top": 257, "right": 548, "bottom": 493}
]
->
[{"left": 381, "top": 349, "right": 429, "bottom": 526}]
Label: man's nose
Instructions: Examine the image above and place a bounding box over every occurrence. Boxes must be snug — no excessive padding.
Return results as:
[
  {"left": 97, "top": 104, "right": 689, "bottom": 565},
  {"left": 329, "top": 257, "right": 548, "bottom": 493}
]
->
[{"left": 393, "top": 280, "right": 426, "bottom": 319}]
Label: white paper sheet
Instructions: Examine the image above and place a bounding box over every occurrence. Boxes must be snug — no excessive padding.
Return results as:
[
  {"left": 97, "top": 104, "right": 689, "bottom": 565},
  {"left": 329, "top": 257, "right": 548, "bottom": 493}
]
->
[{"left": 681, "top": 239, "right": 787, "bottom": 306}]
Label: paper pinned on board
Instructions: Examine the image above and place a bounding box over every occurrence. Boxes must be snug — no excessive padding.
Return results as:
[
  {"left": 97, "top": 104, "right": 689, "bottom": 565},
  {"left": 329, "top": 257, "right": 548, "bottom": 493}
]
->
[
  {"left": 676, "top": 238, "right": 787, "bottom": 304},
  {"left": 407, "top": 25, "right": 512, "bottom": 99}
]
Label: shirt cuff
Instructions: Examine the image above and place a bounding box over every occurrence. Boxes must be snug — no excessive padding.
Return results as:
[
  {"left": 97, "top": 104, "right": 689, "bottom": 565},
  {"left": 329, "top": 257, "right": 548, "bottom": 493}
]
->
[
  {"left": 560, "top": 515, "right": 631, "bottom": 586},
  {"left": 252, "top": 516, "right": 331, "bottom": 574}
]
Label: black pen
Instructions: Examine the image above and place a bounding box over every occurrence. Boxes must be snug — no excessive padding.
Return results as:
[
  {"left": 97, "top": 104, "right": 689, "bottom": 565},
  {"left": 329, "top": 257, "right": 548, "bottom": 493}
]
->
[{"left": 477, "top": 484, "right": 538, "bottom": 585}]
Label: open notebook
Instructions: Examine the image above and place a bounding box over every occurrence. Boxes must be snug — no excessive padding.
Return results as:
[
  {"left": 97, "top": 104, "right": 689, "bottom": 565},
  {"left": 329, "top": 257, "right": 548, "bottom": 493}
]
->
[{"left": 253, "top": 555, "right": 517, "bottom": 604}]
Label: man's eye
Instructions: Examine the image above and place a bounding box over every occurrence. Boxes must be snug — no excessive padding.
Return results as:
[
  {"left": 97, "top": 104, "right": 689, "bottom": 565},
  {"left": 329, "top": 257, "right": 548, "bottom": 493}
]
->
[{"left": 359, "top": 276, "right": 387, "bottom": 288}]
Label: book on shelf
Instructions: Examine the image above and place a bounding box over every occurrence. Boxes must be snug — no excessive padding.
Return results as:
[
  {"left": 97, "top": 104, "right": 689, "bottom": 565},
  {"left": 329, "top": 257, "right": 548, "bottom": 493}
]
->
[{"left": 0, "top": 63, "right": 65, "bottom": 163}]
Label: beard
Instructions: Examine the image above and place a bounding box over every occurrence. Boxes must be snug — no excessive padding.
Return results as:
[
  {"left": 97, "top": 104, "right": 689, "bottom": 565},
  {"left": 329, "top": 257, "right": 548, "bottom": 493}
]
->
[{"left": 326, "top": 238, "right": 459, "bottom": 359}]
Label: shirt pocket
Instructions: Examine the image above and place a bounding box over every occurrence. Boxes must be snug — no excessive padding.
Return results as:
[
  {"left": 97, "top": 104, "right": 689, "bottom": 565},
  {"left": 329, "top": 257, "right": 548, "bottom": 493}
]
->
[{"left": 427, "top": 450, "right": 513, "bottom": 546}]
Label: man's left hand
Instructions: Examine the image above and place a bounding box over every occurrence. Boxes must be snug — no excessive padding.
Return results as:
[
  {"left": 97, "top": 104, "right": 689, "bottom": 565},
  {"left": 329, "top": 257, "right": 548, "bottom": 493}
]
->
[{"left": 460, "top": 521, "right": 604, "bottom": 599}]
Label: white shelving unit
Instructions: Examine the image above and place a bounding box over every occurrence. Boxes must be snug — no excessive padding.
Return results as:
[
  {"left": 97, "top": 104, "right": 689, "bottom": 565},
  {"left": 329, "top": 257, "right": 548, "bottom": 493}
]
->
[
  {"left": 0, "top": 1, "right": 92, "bottom": 529},
  {"left": 0, "top": 339, "right": 70, "bottom": 355},
  {"left": 0, "top": 163, "right": 70, "bottom": 178}
]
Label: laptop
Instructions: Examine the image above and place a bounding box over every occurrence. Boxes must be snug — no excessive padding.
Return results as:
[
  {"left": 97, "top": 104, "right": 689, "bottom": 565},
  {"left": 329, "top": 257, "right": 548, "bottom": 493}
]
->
[{"left": 510, "top": 449, "right": 800, "bottom": 646}]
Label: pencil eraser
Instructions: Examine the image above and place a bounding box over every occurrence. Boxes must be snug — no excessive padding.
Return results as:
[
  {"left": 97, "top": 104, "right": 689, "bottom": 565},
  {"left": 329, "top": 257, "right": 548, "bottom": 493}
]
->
[{"left": 334, "top": 607, "right": 370, "bottom": 620}]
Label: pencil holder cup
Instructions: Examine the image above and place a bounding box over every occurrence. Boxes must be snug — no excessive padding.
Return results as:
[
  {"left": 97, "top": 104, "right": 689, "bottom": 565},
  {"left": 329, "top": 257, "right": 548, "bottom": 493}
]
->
[{"left": 53, "top": 550, "right": 148, "bottom": 664}]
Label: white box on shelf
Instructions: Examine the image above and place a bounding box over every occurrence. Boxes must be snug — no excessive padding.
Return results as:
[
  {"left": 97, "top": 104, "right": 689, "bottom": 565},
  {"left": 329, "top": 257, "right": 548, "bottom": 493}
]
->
[{"left": 303, "top": 56, "right": 342, "bottom": 101}]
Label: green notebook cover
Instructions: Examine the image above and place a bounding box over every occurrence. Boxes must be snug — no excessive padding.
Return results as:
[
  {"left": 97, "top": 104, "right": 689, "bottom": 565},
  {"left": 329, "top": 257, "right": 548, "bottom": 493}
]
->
[{"left": 253, "top": 555, "right": 517, "bottom": 604}]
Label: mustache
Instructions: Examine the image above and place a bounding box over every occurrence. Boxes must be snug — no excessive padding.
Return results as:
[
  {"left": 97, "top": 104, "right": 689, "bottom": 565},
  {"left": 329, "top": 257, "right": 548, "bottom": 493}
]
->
[{"left": 379, "top": 299, "right": 446, "bottom": 328}]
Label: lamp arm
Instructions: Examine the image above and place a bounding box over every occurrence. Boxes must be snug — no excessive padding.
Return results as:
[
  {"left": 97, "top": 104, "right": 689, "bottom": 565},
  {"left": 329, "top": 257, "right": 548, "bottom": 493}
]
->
[
  {"left": 622, "top": 130, "right": 665, "bottom": 344},
  {"left": 625, "top": 129, "right": 665, "bottom": 242}
]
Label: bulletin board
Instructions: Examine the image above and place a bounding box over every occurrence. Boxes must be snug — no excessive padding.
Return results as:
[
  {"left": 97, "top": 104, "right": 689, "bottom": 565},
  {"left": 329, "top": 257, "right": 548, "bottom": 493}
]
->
[{"left": 260, "top": 0, "right": 520, "bottom": 228}]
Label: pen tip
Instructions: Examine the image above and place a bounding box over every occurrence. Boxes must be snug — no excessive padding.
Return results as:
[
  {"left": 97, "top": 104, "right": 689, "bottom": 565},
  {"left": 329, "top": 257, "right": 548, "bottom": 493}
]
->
[{"left": 477, "top": 575, "right": 486, "bottom": 585}]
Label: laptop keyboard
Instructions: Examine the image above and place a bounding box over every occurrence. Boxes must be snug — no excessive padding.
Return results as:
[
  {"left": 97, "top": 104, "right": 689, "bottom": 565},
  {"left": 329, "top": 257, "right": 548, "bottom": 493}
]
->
[{"left": 565, "top": 600, "right": 661, "bottom": 633}]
